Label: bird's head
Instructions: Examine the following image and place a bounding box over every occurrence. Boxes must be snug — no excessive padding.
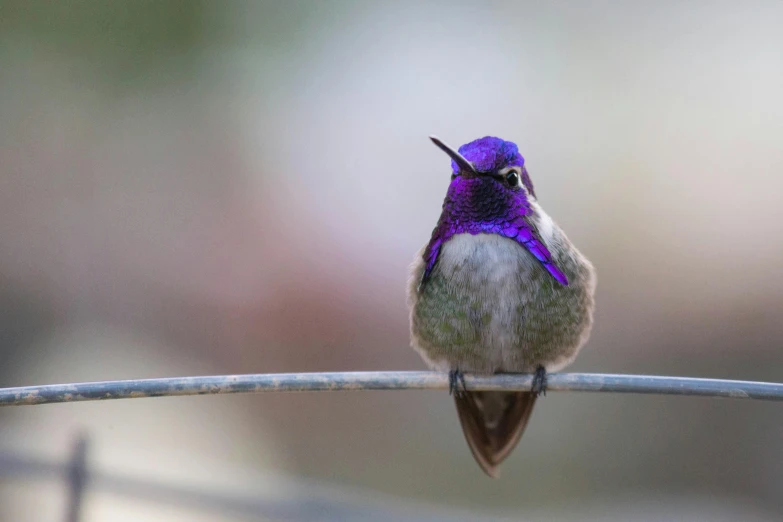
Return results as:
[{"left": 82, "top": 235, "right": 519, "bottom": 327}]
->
[{"left": 430, "top": 135, "right": 536, "bottom": 199}]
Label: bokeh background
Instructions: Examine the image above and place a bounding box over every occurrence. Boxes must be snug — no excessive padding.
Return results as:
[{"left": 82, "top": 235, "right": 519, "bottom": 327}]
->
[{"left": 1, "top": 1, "right": 782, "bottom": 520}]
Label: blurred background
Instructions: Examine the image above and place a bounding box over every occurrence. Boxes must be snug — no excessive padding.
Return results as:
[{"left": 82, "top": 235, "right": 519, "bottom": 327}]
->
[{"left": 1, "top": 1, "right": 782, "bottom": 520}]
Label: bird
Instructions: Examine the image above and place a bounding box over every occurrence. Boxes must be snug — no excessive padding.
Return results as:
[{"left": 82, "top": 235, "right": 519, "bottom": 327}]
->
[{"left": 407, "top": 135, "right": 596, "bottom": 477}]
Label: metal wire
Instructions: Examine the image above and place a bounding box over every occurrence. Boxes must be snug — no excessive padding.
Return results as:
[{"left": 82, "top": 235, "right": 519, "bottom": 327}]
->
[{"left": 1, "top": 372, "right": 782, "bottom": 407}]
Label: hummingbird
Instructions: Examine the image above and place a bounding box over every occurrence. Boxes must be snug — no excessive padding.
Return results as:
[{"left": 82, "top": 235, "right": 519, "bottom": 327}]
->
[{"left": 407, "top": 135, "right": 596, "bottom": 477}]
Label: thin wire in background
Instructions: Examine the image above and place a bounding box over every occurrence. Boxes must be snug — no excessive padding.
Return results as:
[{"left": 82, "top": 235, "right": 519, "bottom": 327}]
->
[{"left": 1, "top": 372, "right": 782, "bottom": 408}]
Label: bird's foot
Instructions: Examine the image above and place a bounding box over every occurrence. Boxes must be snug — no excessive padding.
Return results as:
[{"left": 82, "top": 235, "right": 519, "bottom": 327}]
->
[
  {"left": 531, "top": 366, "right": 548, "bottom": 397},
  {"left": 448, "top": 369, "right": 467, "bottom": 398}
]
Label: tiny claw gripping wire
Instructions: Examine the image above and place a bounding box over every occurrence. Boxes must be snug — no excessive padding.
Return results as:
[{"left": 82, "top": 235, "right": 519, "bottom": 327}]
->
[
  {"left": 449, "top": 369, "right": 468, "bottom": 398},
  {"left": 532, "top": 366, "right": 548, "bottom": 397}
]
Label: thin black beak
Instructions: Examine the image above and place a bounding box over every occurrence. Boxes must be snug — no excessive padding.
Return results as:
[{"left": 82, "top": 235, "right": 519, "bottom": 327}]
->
[{"left": 429, "top": 136, "right": 477, "bottom": 175}]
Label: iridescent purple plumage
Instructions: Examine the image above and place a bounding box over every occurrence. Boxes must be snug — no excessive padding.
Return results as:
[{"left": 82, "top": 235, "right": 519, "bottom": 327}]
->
[
  {"left": 410, "top": 135, "right": 596, "bottom": 478},
  {"left": 451, "top": 136, "right": 525, "bottom": 174},
  {"left": 452, "top": 136, "right": 536, "bottom": 198},
  {"left": 422, "top": 137, "right": 568, "bottom": 287}
]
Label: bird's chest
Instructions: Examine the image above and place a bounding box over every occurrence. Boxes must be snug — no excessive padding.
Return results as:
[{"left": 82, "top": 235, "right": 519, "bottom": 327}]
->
[{"left": 411, "top": 233, "right": 587, "bottom": 373}]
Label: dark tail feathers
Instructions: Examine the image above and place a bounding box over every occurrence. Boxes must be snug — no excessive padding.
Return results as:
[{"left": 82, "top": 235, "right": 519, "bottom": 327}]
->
[{"left": 453, "top": 390, "right": 537, "bottom": 477}]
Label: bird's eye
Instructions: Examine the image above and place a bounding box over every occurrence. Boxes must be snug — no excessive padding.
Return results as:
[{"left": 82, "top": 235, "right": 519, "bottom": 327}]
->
[{"left": 506, "top": 171, "right": 520, "bottom": 187}]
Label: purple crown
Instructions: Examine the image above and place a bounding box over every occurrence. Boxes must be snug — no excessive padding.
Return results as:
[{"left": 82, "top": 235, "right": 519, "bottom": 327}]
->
[{"left": 451, "top": 136, "right": 525, "bottom": 174}]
